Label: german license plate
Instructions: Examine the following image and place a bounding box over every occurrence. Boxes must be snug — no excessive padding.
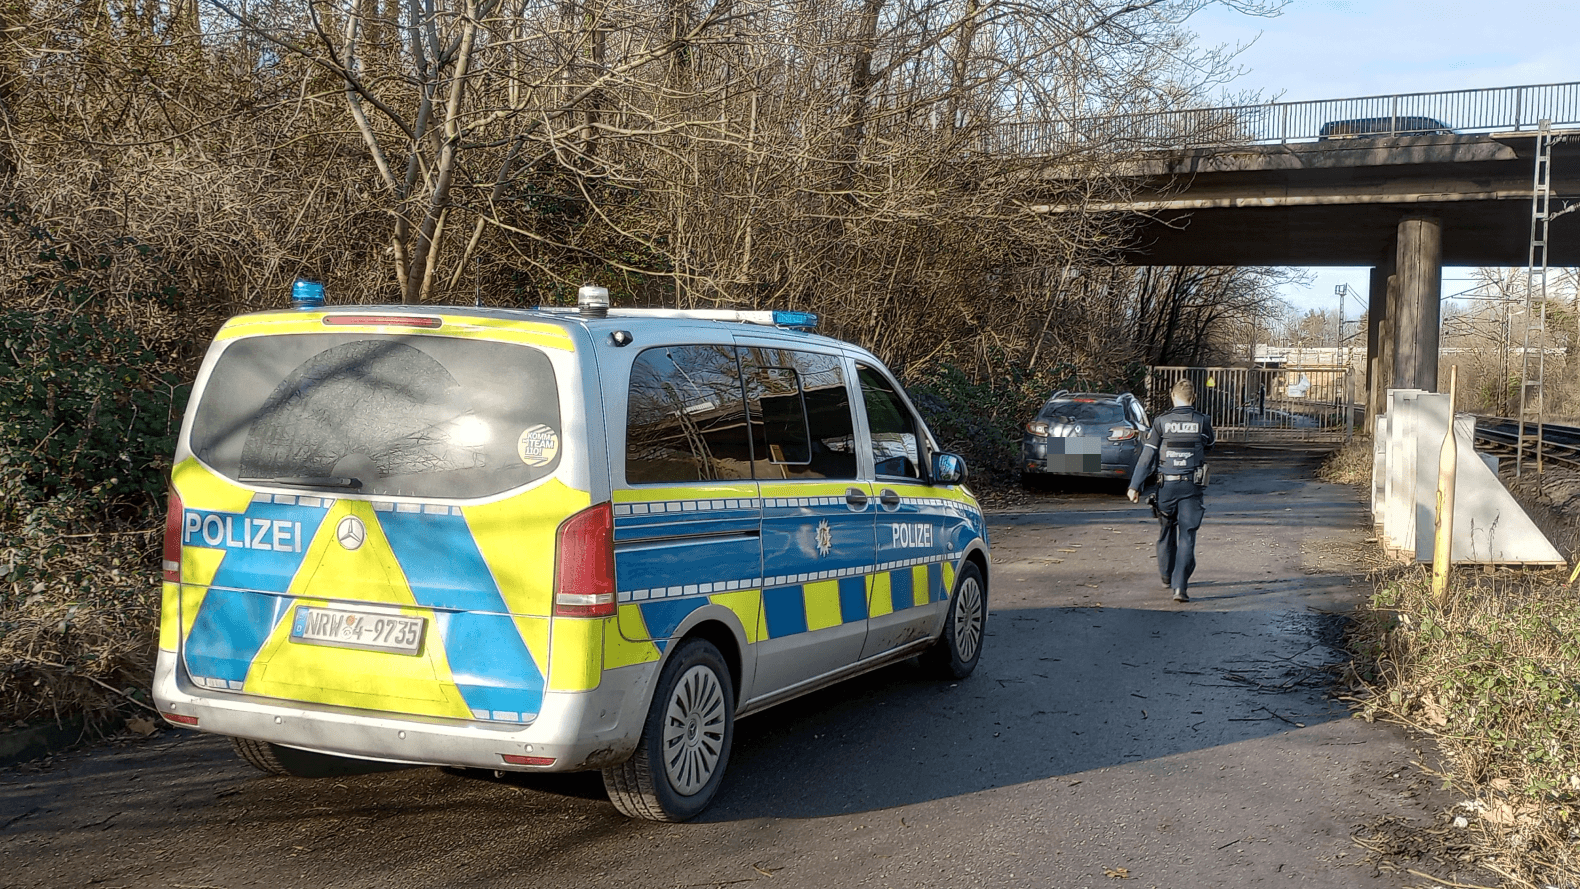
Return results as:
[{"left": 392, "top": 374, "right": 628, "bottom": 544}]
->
[{"left": 289, "top": 606, "right": 425, "bottom": 655}]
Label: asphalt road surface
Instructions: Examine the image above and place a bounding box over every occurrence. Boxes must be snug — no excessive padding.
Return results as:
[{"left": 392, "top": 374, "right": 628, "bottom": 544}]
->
[{"left": 0, "top": 447, "right": 1451, "bottom": 889}]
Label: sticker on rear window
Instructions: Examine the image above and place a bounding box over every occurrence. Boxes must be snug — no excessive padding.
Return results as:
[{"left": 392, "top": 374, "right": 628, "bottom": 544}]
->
[{"left": 518, "top": 425, "right": 560, "bottom": 467}]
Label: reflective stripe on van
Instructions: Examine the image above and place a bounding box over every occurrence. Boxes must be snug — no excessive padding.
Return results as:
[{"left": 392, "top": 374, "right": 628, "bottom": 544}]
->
[{"left": 169, "top": 458, "right": 598, "bottom": 723}]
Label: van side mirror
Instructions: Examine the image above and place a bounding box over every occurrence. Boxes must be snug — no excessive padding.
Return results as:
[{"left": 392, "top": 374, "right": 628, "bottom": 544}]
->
[{"left": 932, "top": 452, "right": 967, "bottom": 485}]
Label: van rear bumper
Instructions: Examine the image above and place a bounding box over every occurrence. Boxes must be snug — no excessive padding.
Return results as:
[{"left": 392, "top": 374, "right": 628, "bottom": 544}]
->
[{"left": 152, "top": 648, "right": 650, "bottom": 771}]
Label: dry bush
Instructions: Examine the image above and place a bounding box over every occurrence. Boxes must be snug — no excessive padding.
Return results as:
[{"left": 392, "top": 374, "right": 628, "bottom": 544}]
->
[
  {"left": 1318, "top": 434, "right": 1374, "bottom": 487},
  {"left": 1349, "top": 568, "right": 1580, "bottom": 887},
  {"left": 0, "top": 507, "right": 160, "bottom": 728},
  {"left": 1332, "top": 452, "right": 1580, "bottom": 886}
]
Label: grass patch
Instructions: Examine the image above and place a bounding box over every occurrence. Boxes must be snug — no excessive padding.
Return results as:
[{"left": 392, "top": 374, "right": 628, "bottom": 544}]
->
[
  {"left": 1318, "top": 434, "right": 1373, "bottom": 487},
  {"left": 1334, "top": 447, "right": 1580, "bottom": 886}
]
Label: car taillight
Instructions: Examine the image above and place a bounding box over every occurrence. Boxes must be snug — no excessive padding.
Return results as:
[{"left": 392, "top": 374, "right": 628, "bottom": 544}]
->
[
  {"left": 1108, "top": 427, "right": 1139, "bottom": 441},
  {"left": 1025, "top": 421, "right": 1051, "bottom": 436},
  {"left": 161, "top": 712, "right": 198, "bottom": 726},
  {"left": 162, "top": 489, "right": 183, "bottom": 583},
  {"left": 554, "top": 503, "right": 615, "bottom": 617}
]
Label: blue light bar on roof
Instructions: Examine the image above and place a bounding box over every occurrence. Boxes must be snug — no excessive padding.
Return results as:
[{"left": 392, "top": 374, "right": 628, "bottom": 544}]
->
[
  {"left": 772, "top": 311, "right": 818, "bottom": 330},
  {"left": 291, "top": 279, "right": 326, "bottom": 309}
]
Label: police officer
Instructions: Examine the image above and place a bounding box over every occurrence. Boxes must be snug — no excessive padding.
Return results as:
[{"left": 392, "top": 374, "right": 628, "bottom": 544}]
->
[{"left": 1126, "top": 379, "right": 1216, "bottom": 603}]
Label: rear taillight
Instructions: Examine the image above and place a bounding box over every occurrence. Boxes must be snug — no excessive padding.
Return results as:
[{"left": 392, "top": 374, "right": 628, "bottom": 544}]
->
[
  {"left": 162, "top": 489, "right": 183, "bottom": 583},
  {"left": 1108, "top": 427, "right": 1139, "bottom": 441},
  {"left": 161, "top": 712, "right": 198, "bottom": 726},
  {"left": 1025, "top": 421, "right": 1051, "bottom": 436},
  {"left": 554, "top": 503, "right": 615, "bottom": 617}
]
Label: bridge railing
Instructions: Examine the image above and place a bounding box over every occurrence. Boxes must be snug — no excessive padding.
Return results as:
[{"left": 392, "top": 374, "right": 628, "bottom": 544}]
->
[{"left": 982, "top": 81, "right": 1580, "bottom": 155}]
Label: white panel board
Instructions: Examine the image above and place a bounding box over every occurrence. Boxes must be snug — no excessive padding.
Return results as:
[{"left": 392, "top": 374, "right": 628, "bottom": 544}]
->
[{"left": 1372, "top": 387, "right": 1562, "bottom": 565}]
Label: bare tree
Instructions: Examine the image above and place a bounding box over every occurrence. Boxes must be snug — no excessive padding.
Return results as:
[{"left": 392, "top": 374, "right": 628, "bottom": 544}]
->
[{"left": 1, "top": 0, "right": 1286, "bottom": 375}]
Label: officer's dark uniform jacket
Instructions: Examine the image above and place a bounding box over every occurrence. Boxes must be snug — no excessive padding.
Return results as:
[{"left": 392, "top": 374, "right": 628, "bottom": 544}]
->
[
  {"left": 1130, "top": 406, "right": 1217, "bottom": 486},
  {"left": 1129, "top": 405, "right": 1216, "bottom": 595}
]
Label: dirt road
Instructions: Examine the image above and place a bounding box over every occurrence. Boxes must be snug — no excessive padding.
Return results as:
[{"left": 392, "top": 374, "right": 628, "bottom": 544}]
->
[{"left": 0, "top": 447, "right": 1453, "bottom": 888}]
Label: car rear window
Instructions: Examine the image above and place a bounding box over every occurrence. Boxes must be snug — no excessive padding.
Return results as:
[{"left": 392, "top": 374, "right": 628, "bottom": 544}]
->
[
  {"left": 1038, "top": 401, "right": 1127, "bottom": 425},
  {"left": 190, "top": 333, "right": 562, "bottom": 499}
]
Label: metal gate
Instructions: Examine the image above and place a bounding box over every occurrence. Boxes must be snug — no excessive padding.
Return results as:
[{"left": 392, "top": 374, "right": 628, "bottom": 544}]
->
[{"left": 1147, "top": 366, "right": 1355, "bottom": 444}]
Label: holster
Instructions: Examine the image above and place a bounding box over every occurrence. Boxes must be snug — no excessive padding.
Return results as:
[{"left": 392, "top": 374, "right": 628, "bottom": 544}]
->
[
  {"left": 1146, "top": 489, "right": 1161, "bottom": 519},
  {"left": 1193, "top": 464, "right": 1210, "bottom": 487}
]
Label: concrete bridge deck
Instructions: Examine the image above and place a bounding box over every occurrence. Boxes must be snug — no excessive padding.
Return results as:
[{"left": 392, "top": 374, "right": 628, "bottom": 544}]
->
[{"left": 1031, "top": 132, "right": 1580, "bottom": 267}]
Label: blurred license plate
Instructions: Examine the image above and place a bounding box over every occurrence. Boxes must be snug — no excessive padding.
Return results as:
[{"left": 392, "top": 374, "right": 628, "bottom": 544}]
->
[{"left": 290, "top": 607, "right": 425, "bottom": 655}]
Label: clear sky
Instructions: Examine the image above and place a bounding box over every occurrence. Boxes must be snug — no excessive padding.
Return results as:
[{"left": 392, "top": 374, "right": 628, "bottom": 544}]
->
[{"left": 1185, "top": 0, "right": 1579, "bottom": 320}]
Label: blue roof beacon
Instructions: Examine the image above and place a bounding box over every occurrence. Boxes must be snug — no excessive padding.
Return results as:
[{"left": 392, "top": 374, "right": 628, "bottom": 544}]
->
[{"left": 291, "top": 279, "right": 326, "bottom": 309}]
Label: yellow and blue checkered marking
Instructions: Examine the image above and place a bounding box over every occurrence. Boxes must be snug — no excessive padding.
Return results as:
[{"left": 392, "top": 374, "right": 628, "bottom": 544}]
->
[
  {"left": 613, "top": 490, "right": 978, "bottom": 645},
  {"left": 174, "top": 469, "right": 579, "bottom": 724}
]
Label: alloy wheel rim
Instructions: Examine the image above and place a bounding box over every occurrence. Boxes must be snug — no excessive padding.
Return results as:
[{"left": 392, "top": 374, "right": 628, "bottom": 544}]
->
[
  {"left": 953, "top": 577, "right": 984, "bottom": 663},
  {"left": 661, "top": 664, "right": 727, "bottom": 796}
]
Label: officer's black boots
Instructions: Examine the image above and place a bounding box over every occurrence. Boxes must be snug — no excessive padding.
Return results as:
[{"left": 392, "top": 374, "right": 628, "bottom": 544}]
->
[{"left": 1172, "top": 588, "right": 1189, "bottom": 603}]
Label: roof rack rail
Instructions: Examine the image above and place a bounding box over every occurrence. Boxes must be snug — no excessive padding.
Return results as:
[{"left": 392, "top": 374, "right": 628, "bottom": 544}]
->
[{"left": 531, "top": 307, "right": 818, "bottom": 330}]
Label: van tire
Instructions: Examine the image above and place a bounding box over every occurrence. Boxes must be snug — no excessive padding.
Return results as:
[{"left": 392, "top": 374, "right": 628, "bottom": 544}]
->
[
  {"left": 603, "top": 638, "right": 734, "bottom": 822},
  {"left": 230, "top": 736, "right": 402, "bottom": 778},
  {"left": 922, "top": 561, "right": 986, "bottom": 679}
]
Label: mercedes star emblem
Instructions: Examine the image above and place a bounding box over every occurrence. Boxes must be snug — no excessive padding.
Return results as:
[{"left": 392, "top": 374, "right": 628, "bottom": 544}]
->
[{"left": 336, "top": 515, "right": 367, "bottom": 551}]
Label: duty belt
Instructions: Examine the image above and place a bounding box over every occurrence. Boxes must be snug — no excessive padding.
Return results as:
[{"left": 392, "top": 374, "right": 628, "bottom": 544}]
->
[{"left": 1162, "top": 474, "right": 1192, "bottom": 481}]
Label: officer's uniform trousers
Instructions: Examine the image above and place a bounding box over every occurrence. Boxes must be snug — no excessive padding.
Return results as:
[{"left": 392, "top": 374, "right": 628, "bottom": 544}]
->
[{"left": 1154, "top": 476, "right": 1205, "bottom": 593}]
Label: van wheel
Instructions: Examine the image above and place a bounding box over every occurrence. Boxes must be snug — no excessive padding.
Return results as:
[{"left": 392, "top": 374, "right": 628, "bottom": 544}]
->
[
  {"left": 230, "top": 737, "right": 402, "bottom": 778},
  {"left": 922, "top": 561, "right": 986, "bottom": 679},
  {"left": 603, "top": 638, "right": 734, "bottom": 822}
]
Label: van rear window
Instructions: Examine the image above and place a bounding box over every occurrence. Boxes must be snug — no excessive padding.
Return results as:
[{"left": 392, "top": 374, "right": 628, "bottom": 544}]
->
[{"left": 190, "top": 334, "right": 561, "bottom": 499}]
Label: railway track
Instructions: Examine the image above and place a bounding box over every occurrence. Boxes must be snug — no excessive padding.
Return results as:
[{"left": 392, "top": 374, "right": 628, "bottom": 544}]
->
[{"left": 1474, "top": 416, "right": 1580, "bottom": 472}]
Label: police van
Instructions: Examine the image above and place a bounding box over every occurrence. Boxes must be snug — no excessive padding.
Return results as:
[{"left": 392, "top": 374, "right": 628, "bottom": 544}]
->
[{"left": 154, "top": 283, "right": 991, "bottom": 821}]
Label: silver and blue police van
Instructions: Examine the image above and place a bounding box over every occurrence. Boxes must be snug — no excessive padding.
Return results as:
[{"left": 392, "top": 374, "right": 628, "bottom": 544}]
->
[{"left": 154, "top": 283, "right": 991, "bottom": 821}]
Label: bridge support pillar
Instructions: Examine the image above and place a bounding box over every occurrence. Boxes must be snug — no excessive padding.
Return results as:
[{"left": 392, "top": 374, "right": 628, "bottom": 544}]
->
[
  {"left": 1376, "top": 271, "right": 1400, "bottom": 433},
  {"left": 1366, "top": 264, "right": 1391, "bottom": 432},
  {"left": 1393, "top": 215, "right": 1442, "bottom": 392}
]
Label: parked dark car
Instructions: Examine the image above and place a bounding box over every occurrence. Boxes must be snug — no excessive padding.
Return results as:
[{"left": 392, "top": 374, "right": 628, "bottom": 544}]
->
[
  {"left": 1317, "top": 116, "right": 1452, "bottom": 139},
  {"left": 1020, "top": 391, "right": 1149, "bottom": 486}
]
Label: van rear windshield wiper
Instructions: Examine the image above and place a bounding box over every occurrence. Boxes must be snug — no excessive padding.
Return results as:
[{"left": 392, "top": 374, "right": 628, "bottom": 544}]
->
[{"left": 241, "top": 476, "right": 364, "bottom": 490}]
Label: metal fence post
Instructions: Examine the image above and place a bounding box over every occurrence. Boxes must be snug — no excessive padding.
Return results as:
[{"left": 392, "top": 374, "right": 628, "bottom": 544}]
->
[{"left": 1345, "top": 369, "right": 1355, "bottom": 441}]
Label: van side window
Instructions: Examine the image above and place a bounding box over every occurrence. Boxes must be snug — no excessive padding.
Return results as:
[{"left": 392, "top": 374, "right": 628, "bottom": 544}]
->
[
  {"left": 744, "top": 349, "right": 858, "bottom": 480},
  {"left": 857, "top": 364, "right": 922, "bottom": 480},
  {"left": 625, "top": 345, "right": 754, "bottom": 483}
]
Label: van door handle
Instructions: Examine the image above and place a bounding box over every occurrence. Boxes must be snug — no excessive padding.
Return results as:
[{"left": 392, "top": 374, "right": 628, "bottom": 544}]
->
[
  {"left": 878, "top": 489, "right": 902, "bottom": 511},
  {"left": 845, "top": 488, "right": 869, "bottom": 511}
]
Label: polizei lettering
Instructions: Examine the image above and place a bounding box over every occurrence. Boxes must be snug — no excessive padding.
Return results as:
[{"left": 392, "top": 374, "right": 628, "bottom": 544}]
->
[
  {"left": 1163, "top": 421, "right": 1202, "bottom": 434},
  {"left": 891, "top": 523, "right": 934, "bottom": 549},
  {"left": 183, "top": 510, "right": 303, "bottom": 553}
]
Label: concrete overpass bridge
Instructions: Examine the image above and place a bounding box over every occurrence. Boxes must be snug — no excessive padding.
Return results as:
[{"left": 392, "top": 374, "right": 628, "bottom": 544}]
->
[{"left": 999, "top": 81, "right": 1580, "bottom": 412}]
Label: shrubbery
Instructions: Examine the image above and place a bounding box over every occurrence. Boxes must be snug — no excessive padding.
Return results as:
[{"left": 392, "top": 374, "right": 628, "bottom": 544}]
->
[
  {"left": 0, "top": 307, "right": 187, "bottom": 727},
  {"left": 0, "top": 309, "right": 187, "bottom": 522}
]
